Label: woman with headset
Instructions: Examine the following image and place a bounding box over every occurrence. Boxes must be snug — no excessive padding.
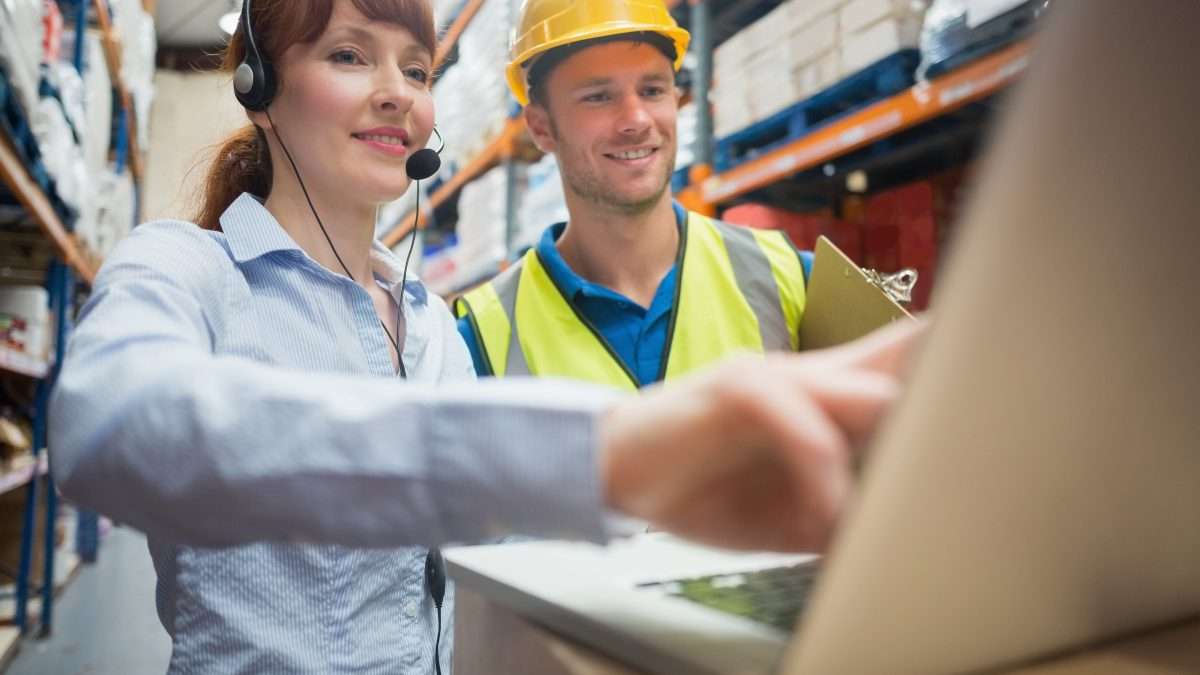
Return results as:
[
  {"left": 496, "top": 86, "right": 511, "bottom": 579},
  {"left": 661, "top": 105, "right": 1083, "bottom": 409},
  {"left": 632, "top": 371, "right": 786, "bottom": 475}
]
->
[{"left": 48, "top": 0, "right": 922, "bottom": 672}]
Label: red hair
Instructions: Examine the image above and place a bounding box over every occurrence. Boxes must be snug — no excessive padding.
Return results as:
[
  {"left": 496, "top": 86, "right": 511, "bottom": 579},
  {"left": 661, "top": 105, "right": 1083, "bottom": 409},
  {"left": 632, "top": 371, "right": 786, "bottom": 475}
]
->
[{"left": 195, "top": 0, "right": 436, "bottom": 230}]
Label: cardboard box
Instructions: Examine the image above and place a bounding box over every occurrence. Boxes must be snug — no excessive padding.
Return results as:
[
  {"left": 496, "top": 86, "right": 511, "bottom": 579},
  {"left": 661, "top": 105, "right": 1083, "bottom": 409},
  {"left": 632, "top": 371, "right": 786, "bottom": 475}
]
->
[
  {"left": 840, "top": 0, "right": 926, "bottom": 34},
  {"left": 840, "top": 16, "right": 922, "bottom": 75},
  {"left": 787, "top": 0, "right": 852, "bottom": 31},
  {"left": 796, "top": 52, "right": 843, "bottom": 97}
]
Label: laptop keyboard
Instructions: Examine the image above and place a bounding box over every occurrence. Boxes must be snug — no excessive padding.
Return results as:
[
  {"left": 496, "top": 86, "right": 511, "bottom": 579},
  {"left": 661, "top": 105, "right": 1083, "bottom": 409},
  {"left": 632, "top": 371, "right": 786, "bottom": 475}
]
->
[{"left": 637, "top": 560, "right": 820, "bottom": 632}]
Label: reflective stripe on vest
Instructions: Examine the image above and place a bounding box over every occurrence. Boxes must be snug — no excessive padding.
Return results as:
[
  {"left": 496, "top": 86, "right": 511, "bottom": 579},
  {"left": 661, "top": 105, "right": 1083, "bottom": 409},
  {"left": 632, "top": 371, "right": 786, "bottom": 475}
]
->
[{"left": 456, "top": 211, "right": 806, "bottom": 387}]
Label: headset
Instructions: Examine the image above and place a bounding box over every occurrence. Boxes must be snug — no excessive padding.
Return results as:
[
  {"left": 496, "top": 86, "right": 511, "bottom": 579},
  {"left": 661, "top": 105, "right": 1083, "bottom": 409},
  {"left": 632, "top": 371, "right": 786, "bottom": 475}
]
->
[{"left": 234, "top": 2, "right": 447, "bottom": 672}]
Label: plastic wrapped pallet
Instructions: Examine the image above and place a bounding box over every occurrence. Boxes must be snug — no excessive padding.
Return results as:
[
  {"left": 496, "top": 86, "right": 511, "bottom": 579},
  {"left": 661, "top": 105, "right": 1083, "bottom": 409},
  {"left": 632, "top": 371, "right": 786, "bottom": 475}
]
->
[
  {"left": 840, "top": 12, "right": 923, "bottom": 75},
  {"left": 0, "top": 0, "right": 45, "bottom": 119},
  {"left": 512, "top": 153, "right": 567, "bottom": 255},
  {"left": 435, "top": 0, "right": 518, "bottom": 173},
  {"left": 110, "top": 0, "right": 156, "bottom": 148},
  {"left": 432, "top": 0, "right": 466, "bottom": 28},
  {"left": 43, "top": 61, "right": 86, "bottom": 140},
  {"left": 454, "top": 164, "right": 512, "bottom": 270},
  {"left": 30, "top": 96, "right": 86, "bottom": 212},
  {"left": 917, "top": 0, "right": 1046, "bottom": 81},
  {"left": 713, "top": 0, "right": 928, "bottom": 141},
  {"left": 675, "top": 101, "right": 697, "bottom": 171},
  {"left": 80, "top": 30, "right": 112, "bottom": 178},
  {"left": 93, "top": 168, "right": 134, "bottom": 256}
]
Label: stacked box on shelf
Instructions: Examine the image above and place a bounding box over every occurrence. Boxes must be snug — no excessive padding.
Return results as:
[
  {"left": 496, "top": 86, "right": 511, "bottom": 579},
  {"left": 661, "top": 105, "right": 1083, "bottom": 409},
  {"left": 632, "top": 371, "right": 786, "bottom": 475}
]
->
[
  {"left": 0, "top": 286, "right": 50, "bottom": 366},
  {"left": 713, "top": 0, "right": 928, "bottom": 166},
  {"left": 840, "top": 0, "right": 925, "bottom": 74}
]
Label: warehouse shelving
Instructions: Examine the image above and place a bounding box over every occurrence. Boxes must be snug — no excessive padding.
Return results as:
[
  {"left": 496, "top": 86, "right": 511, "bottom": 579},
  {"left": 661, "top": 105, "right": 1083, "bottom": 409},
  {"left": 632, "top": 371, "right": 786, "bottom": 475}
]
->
[
  {"left": 382, "top": 117, "right": 531, "bottom": 248},
  {"left": 92, "top": 0, "right": 145, "bottom": 184},
  {"left": 678, "top": 39, "right": 1031, "bottom": 210},
  {"left": 0, "top": 455, "right": 49, "bottom": 497},
  {"left": 434, "top": 0, "right": 485, "bottom": 71},
  {"left": 0, "top": 0, "right": 151, "bottom": 640},
  {"left": 0, "top": 133, "right": 98, "bottom": 283},
  {"left": 379, "top": 0, "right": 541, "bottom": 251}
]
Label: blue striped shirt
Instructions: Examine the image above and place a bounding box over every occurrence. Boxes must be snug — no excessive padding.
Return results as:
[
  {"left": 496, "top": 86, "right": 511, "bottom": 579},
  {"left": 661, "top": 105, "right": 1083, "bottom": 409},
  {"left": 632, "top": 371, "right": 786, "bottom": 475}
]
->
[{"left": 49, "top": 193, "right": 619, "bottom": 674}]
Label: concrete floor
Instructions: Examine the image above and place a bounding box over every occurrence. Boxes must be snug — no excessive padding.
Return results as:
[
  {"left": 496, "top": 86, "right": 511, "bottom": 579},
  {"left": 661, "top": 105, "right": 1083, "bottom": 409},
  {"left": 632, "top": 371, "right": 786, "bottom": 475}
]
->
[{"left": 4, "top": 527, "right": 170, "bottom": 675}]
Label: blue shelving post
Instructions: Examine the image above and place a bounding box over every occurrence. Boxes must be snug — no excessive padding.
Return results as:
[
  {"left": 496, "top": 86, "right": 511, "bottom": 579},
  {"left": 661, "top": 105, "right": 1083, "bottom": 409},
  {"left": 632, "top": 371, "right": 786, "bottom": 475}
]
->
[{"left": 37, "top": 260, "right": 73, "bottom": 636}]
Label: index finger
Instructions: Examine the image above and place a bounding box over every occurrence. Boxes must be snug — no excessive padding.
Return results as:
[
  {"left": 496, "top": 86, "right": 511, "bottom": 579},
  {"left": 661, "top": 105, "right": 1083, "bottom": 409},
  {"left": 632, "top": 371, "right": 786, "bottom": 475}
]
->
[{"left": 805, "top": 316, "right": 930, "bottom": 376}]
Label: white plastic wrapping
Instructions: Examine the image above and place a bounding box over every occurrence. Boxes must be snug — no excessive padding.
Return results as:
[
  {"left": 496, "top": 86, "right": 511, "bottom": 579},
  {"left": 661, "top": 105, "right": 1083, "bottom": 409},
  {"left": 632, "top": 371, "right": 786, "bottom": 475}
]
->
[
  {"left": 43, "top": 60, "right": 86, "bottom": 137},
  {"left": 455, "top": 164, "right": 513, "bottom": 268},
  {"left": 917, "top": 0, "right": 1046, "bottom": 81},
  {"left": 0, "top": 0, "right": 45, "bottom": 120},
  {"left": 512, "top": 153, "right": 567, "bottom": 255},
  {"left": 31, "top": 96, "right": 87, "bottom": 212},
  {"left": 93, "top": 167, "right": 135, "bottom": 256},
  {"left": 434, "top": 0, "right": 520, "bottom": 173},
  {"left": 110, "top": 0, "right": 156, "bottom": 149}
]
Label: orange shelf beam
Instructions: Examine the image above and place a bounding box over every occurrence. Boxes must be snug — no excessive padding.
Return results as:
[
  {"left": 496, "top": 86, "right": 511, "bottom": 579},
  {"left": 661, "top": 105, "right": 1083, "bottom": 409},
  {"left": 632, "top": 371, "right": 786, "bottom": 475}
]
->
[
  {"left": 434, "top": 0, "right": 485, "bottom": 71},
  {"left": 683, "top": 40, "right": 1032, "bottom": 207},
  {"left": 0, "top": 134, "right": 98, "bottom": 284},
  {"left": 382, "top": 117, "right": 527, "bottom": 247},
  {"left": 92, "top": 0, "right": 144, "bottom": 184}
]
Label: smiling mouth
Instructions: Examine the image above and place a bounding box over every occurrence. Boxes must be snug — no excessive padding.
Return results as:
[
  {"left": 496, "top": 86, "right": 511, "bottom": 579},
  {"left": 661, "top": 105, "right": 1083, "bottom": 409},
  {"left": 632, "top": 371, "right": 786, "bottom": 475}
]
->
[
  {"left": 353, "top": 133, "right": 407, "bottom": 147},
  {"left": 606, "top": 147, "right": 657, "bottom": 161}
]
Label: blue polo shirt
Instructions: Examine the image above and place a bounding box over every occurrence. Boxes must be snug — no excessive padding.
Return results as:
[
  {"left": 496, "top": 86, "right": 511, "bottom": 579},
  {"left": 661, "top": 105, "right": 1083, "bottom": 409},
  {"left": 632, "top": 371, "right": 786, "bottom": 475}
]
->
[{"left": 456, "top": 203, "right": 812, "bottom": 385}]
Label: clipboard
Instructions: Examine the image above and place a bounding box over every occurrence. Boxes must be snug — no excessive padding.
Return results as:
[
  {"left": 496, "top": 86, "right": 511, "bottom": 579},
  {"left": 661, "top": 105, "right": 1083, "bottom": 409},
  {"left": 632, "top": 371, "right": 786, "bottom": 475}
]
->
[{"left": 798, "top": 236, "right": 915, "bottom": 351}]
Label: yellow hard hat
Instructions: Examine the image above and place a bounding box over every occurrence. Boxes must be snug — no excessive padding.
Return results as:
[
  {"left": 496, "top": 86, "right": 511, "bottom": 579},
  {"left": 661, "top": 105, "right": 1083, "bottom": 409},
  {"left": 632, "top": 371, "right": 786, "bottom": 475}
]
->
[{"left": 507, "top": 0, "right": 691, "bottom": 106}]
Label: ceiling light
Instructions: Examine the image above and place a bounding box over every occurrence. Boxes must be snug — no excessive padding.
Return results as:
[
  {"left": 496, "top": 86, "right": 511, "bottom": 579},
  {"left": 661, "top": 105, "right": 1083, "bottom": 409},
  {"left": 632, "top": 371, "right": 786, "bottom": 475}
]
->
[{"left": 219, "top": 10, "right": 240, "bottom": 35}]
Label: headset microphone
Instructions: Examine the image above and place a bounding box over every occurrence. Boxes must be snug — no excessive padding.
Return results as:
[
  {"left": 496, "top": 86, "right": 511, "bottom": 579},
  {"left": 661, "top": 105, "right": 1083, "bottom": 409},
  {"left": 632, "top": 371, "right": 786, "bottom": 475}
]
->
[{"left": 405, "top": 127, "right": 443, "bottom": 180}]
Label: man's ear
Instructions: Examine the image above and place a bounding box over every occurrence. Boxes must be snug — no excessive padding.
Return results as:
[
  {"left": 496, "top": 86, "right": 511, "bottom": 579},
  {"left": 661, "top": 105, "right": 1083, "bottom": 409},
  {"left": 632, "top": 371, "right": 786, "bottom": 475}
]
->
[{"left": 524, "top": 104, "right": 556, "bottom": 154}]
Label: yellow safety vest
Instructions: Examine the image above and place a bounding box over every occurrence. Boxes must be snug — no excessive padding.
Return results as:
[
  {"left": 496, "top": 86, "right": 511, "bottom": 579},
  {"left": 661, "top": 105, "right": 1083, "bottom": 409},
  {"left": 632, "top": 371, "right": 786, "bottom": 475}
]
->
[{"left": 455, "top": 211, "right": 806, "bottom": 390}]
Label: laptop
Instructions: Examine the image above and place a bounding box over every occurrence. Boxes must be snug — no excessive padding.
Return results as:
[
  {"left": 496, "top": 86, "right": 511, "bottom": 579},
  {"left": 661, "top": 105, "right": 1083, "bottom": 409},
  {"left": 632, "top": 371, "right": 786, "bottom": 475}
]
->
[{"left": 445, "top": 1, "right": 1200, "bottom": 673}]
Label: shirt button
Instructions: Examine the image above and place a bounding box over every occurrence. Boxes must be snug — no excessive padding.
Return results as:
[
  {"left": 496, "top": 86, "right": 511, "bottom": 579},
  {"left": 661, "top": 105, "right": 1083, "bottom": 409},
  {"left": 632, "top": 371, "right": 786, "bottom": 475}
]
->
[{"left": 405, "top": 603, "right": 418, "bottom": 618}]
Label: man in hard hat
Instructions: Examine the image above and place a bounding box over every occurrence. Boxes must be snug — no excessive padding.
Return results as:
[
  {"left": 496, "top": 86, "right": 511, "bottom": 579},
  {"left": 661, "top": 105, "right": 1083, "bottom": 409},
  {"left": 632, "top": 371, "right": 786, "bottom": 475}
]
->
[{"left": 456, "top": 0, "right": 812, "bottom": 388}]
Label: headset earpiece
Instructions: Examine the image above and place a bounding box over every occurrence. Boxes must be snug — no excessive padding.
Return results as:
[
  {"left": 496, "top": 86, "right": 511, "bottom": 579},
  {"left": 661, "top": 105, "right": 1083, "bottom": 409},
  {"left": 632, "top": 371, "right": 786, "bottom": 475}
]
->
[{"left": 233, "top": 0, "right": 277, "bottom": 112}]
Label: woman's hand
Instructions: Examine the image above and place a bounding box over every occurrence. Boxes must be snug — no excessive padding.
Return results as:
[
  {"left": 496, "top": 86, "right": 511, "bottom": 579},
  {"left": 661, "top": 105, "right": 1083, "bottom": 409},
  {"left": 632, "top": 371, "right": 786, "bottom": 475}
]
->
[{"left": 599, "top": 318, "right": 927, "bottom": 553}]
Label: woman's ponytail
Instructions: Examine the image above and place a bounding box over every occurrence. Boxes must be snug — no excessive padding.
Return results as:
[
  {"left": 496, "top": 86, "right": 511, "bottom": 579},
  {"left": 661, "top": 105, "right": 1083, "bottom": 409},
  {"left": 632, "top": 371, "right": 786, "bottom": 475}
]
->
[{"left": 195, "top": 124, "right": 272, "bottom": 231}]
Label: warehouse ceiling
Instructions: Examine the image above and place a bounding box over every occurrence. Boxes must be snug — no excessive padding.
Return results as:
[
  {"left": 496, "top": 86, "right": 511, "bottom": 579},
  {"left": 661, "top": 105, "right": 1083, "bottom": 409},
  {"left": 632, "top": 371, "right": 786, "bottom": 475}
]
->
[{"left": 155, "top": 0, "right": 233, "bottom": 49}]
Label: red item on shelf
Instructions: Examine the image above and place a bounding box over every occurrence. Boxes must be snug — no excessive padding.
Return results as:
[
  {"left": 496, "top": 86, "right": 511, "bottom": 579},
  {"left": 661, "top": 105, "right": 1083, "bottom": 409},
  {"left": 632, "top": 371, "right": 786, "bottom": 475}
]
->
[
  {"left": 42, "top": 0, "right": 64, "bottom": 64},
  {"left": 720, "top": 204, "right": 861, "bottom": 261},
  {"left": 859, "top": 181, "right": 940, "bottom": 310}
]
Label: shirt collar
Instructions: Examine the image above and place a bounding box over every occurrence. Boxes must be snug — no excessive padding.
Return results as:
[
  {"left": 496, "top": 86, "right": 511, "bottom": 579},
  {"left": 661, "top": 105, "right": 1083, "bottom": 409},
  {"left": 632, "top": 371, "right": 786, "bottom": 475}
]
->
[
  {"left": 535, "top": 201, "right": 688, "bottom": 301},
  {"left": 219, "top": 193, "right": 305, "bottom": 263},
  {"left": 219, "top": 192, "right": 428, "bottom": 306},
  {"left": 371, "top": 241, "right": 429, "bottom": 306}
]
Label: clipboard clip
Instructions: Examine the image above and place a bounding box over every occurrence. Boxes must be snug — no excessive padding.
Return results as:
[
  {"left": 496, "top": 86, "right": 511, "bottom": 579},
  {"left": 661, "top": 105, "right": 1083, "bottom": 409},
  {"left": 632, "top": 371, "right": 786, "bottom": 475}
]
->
[{"left": 863, "top": 268, "right": 919, "bottom": 305}]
